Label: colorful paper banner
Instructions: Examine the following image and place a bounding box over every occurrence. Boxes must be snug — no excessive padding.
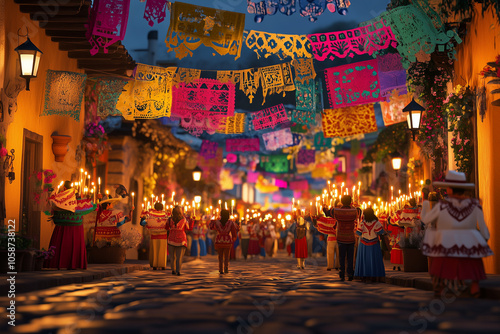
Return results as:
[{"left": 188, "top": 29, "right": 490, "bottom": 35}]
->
[
  {"left": 380, "top": 90, "right": 411, "bottom": 126},
  {"left": 244, "top": 30, "right": 313, "bottom": 60},
  {"left": 166, "top": 2, "right": 245, "bottom": 59},
  {"left": 289, "top": 180, "right": 309, "bottom": 191},
  {"left": 226, "top": 138, "right": 261, "bottom": 152},
  {"left": 324, "top": 59, "right": 383, "bottom": 109},
  {"left": 199, "top": 140, "right": 218, "bottom": 160},
  {"left": 252, "top": 104, "right": 290, "bottom": 131},
  {"left": 262, "top": 128, "right": 294, "bottom": 151},
  {"left": 297, "top": 149, "right": 316, "bottom": 165},
  {"left": 134, "top": 64, "right": 176, "bottom": 118},
  {"left": 322, "top": 104, "right": 378, "bottom": 138},
  {"left": 307, "top": 18, "right": 396, "bottom": 61},
  {"left": 41, "top": 70, "right": 87, "bottom": 121}
]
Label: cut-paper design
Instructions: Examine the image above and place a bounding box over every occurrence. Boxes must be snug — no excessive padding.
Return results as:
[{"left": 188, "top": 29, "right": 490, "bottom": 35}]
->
[
  {"left": 247, "top": 0, "right": 296, "bottom": 23},
  {"left": 324, "top": 59, "right": 383, "bottom": 109},
  {"left": 274, "top": 178, "right": 288, "bottom": 188},
  {"left": 171, "top": 78, "right": 235, "bottom": 120},
  {"left": 252, "top": 104, "right": 289, "bottom": 131},
  {"left": 244, "top": 30, "right": 313, "bottom": 60},
  {"left": 217, "top": 113, "right": 246, "bottom": 134},
  {"left": 379, "top": 69, "right": 407, "bottom": 100},
  {"left": 165, "top": 2, "right": 245, "bottom": 60},
  {"left": 298, "top": 0, "right": 346, "bottom": 22},
  {"left": 307, "top": 19, "right": 396, "bottom": 61},
  {"left": 200, "top": 140, "right": 218, "bottom": 160},
  {"left": 180, "top": 115, "right": 222, "bottom": 137},
  {"left": 292, "top": 58, "right": 316, "bottom": 84},
  {"left": 297, "top": 149, "right": 316, "bottom": 164},
  {"left": 133, "top": 65, "right": 176, "bottom": 118},
  {"left": 321, "top": 104, "right": 377, "bottom": 138},
  {"left": 115, "top": 80, "right": 135, "bottom": 120},
  {"left": 41, "top": 70, "right": 87, "bottom": 121},
  {"left": 144, "top": 0, "right": 168, "bottom": 27},
  {"left": 361, "top": 4, "right": 461, "bottom": 68},
  {"left": 198, "top": 147, "right": 223, "bottom": 181},
  {"left": 86, "top": 0, "right": 130, "bottom": 55},
  {"left": 380, "top": 90, "right": 411, "bottom": 126},
  {"left": 217, "top": 69, "right": 261, "bottom": 104},
  {"left": 258, "top": 62, "right": 295, "bottom": 104},
  {"left": 174, "top": 68, "right": 201, "bottom": 86},
  {"left": 262, "top": 128, "right": 294, "bottom": 151},
  {"left": 226, "top": 138, "right": 261, "bottom": 152},
  {"left": 96, "top": 78, "right": 128, "bottom": 117},
  {"left": 289, "top": 108, "right": 315, "bottom": 127},
  {"left": 295, "top": 79, "right": 316, "bottom": 112},
  {"left": 262, "top": 155, "right": 289, "bottom": 173},
  {"left": 377, "top": 53, "right": 404, "bottom": 72}
]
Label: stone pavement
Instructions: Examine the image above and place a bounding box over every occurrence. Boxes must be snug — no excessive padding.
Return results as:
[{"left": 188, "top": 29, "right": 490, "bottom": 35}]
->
[{"left": 1, "top": 253, "right": 500, "bottom": 334}]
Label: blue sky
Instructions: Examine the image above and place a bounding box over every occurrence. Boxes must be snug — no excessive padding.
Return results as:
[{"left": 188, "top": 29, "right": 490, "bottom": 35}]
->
[{"left": 123, "top": 0, "right": 391, "bottom": 69}]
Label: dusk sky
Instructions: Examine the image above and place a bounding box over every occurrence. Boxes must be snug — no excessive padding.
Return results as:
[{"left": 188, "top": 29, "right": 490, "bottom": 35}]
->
[{"left": 123, "top": 0, "right": 391, "bottom": 69}]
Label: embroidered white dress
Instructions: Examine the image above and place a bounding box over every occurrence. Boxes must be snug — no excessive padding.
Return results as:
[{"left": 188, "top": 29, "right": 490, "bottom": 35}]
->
[{"left": 421, "top": 197, "right": 493, "bottom": 259}]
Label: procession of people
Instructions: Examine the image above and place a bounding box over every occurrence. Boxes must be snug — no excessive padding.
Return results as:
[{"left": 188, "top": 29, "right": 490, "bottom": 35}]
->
[{"left": 43, "top": 169, "right": 492, "bottom": 298}]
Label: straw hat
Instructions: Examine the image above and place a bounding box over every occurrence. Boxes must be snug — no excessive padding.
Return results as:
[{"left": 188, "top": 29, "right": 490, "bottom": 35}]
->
[{"left": 433, "top": 170, "right": 475, "bottom": 189}]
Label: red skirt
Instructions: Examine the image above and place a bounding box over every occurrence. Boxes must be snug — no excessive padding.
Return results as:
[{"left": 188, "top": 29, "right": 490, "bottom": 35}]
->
[
  {"left": 430, "top": 257, "right": 487, "bottom": 281},
  {"left": 295, "top": 237, "right": 308, "bottom": 259},
  {"left": 248, "top": 239, "right": 261, "bottom": 255},
  {"left": 45, "top": 225, "right": 87, "bottom": 269},
  {"left": 390, "top": 245, "right": 403, "bottom": 265}
]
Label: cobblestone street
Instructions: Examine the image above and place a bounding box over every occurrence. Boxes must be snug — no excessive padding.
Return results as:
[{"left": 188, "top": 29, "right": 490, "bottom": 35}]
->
[{"left": 2, "top": 253, "right": 500, "bottom": 334}]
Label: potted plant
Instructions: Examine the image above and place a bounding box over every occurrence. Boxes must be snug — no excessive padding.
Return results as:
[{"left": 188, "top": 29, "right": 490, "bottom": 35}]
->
[
  {"left": 87, "top": 226, "right": 142, "bottom": 264},
  {"left": 0, "top": 228, "right": 32, "bottom": 272},
  {"left": 399, "top": 228, "right": 428, "bottom": 272},
  {"left": 82, "top": 119, "right": 109, "bottom": 163},
  {"left": 34, "top": 246, "right": 56, "bottom": 270}
]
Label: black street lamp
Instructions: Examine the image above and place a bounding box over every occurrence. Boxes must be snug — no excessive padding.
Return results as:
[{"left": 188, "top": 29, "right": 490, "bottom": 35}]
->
[
  {"left": 403, "top": 98, "right": 425, "bottom": 140},
  {"left": 391, "top": 152, "right": 403, "bottom": 177},
  {"left": 192, "top": 166, "right": 202, "bottom": 182},
  {"left": 14, "top": 32, "right": 42, "bottom": 91}
]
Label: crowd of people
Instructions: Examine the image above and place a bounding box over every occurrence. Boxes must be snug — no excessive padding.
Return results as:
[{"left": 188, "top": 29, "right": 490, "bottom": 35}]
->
[{"left": 44, "top": 170, "right": 493, "bottom": 298}]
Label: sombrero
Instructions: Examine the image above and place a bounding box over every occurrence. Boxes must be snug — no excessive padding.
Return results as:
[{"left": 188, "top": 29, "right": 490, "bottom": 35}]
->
[{"left": 433, "top": 170, "right": 475, "bottom": 189}]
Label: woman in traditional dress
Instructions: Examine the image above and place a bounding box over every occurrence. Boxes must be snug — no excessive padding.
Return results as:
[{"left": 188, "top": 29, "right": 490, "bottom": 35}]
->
[
  {"left": 209, "top": 210, "right": 238, "bottom": 274},
  {"left": 165, "top": 206, "right": 193, "bottom": 276},
  {"left": 421, "top": 171, "right": 493, "bottom": 298},
  {"left": 140, "top": 202, "right": 168, "bottom": 270},
  {"left": 190, "top": 220, "right": 207, "bottom": 259},
  {"left": 247, "top": 220, "right": 261, "bottom": 258},
  {"left": 290, "top": 214, "right": 308, "bottom": 269},
  {"left": 354, "top": 208, "right": 386, "bottom": 282},
  {"left": 46, "top": 183, "right": 97, "bottom": 270}
]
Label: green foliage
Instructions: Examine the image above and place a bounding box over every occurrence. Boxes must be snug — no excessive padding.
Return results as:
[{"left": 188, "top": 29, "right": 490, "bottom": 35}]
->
[
  {"left": 407, "top": 61, "right": 452, "bottom": 179},
  {"left": 364, "top": 123, "right": 410, "bottom": 163},
  {"left": 444, "top": 85, "right": 475, "bottom": 180}
]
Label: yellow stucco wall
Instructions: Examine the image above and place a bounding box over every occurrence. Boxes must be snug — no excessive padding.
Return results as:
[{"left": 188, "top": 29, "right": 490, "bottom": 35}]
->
[
  {"left": 453, "top": 5, "right": 500, "bottom": 273},
  {"left": 3, "top": 1, "right": 85, "bottom": 249}
]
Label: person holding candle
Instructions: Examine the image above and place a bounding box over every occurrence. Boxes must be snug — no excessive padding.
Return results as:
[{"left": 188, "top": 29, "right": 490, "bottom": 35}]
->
[
  {"left": 313, "top": 206, "right": 339, "bottom": 271},
  {"left": 140, "top": 202, "right": 169, "bottom": 270},
  {"left": 334, "top": 195, "right": 359, "bottom": 281},
  {"left": 239, "top": 219, "right": 251, "bottom": 260},
  {"left": 421, "top": 171, "right": 493, "bottom": 298},
  {"left": 166, "top": 206, "right": 193, "bottom": 275},
  {"left": 209, "top": 209, "right": 238, "bottom": 274},
  {"left": 354, "top": 207, "right": 386, "bottom": 282}
]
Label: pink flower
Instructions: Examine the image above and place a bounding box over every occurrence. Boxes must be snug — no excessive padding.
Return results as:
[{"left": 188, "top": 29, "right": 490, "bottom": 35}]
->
[
  {"left": 37, "top": 172, "right": 43, "bottom": 181},
  {"left": 0, "top": 147, "right": 7, "bottom": 158}
]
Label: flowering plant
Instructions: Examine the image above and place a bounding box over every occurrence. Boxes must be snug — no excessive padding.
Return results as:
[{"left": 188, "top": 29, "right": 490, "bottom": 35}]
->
[
  {"left": 0, "top": 134, "right": 7, "bottom": 158},
  {"left": 480, "top": 55, "right": 500, "bottom": 78},
  {"left": 83, "top": 120, "right": 109, "bottom": 158},
  {"left": 31, "top": 169, "right": 57, "bottom": 206},
  {"left": 444, "top": 85, "right": 475, "bottom": 180},
  {"left": 36, "top": 246, "right": 56, "bottom": 260},
  {"left": 95, "top": 226, "right": 142, "bottom": 250}
]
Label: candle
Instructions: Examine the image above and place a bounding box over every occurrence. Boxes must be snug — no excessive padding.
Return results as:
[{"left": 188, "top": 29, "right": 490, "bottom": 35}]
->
[
  {"left": 171, "top": 191, "right": 175, "bottom": 203},
  {"left": 292, "top": 197, "right": 295, "bottom": 210},
  {"left": 409, "top": 183, "right": 411, "bottom": 197},
  {"left": 98, "top": 177, "right": 101, "bottom": 194},
  {"left": 231, "top": 199, "right": 235, "bottom": 215},
  {"left": 225, "top": 202, "right": 228, "bottom": 210},
  {"left": 219, "top": 199, "right": 222, "bottom": 210}
]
